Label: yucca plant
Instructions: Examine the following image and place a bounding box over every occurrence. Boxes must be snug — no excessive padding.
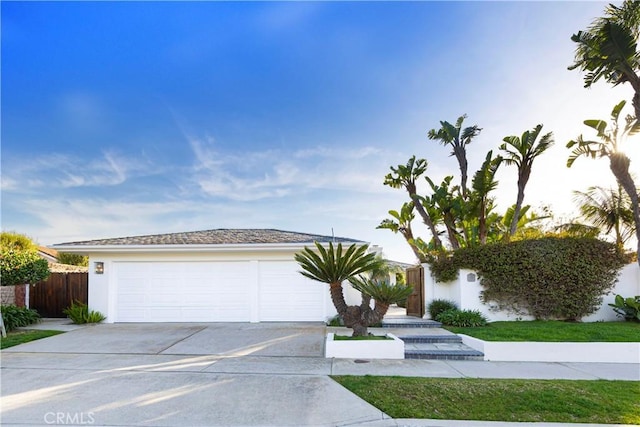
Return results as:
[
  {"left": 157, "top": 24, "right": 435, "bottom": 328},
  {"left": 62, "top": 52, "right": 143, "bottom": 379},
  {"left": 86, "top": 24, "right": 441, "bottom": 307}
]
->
[{"left": 295, "top": 242, "right": 411, "bottom": 336}]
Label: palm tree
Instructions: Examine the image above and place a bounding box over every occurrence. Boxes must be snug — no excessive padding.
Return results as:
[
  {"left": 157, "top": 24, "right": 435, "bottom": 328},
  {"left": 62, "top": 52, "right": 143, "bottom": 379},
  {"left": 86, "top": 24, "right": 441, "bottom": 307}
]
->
[
  {"left": 573, "top": 185, "right": 636, "bottom": 250},
  {"left": 569, "top": 1, "right": 640, "bottom": 120},
  {"left": 294, "top": 242, "right": 412, "bottom": 336},
  {"left": 384, "top": 156, "right": 443, "bottom": 249},
  {"left": 500, "top": 124, "right": 554, "bottom": 239},
  {"left": 567, "top": 100, "right": 640, "bottom": 265},
  {"left": 427, "top": 115, "right": 482, "bottom": 199},
  {"left": 377, "top": 202, "right": 428, "bottom": 263}
]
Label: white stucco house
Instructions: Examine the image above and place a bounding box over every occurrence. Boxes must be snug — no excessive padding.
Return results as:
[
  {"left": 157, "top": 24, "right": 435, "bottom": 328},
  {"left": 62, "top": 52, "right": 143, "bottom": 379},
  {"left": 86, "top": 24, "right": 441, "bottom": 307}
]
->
[{"left": 52, "top": 228, "right": 366, "bottom": 323}]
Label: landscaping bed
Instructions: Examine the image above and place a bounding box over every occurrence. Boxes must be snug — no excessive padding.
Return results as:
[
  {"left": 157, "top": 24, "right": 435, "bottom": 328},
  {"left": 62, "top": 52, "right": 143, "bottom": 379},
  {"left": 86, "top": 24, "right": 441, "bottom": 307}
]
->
[{"left": 332, "top": 376, "right": 640, "bottom": 424}]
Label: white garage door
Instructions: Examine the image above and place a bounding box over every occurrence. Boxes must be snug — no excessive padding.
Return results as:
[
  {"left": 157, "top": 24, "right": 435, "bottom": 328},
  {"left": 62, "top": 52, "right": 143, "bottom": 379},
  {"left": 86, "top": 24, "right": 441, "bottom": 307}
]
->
[
  {"left": 113, "top": 260, "right": 327, "bottom": 322},
  {"left": 115, "top": 261, "right": 252, "bottom": 322},
  {"left": 258, "top": 261, "right": 326, "bottom": 321}
]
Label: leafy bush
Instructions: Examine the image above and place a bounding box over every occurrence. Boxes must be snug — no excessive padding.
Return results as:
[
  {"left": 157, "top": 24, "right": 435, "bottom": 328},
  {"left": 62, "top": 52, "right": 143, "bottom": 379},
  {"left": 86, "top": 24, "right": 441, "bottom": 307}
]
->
[
  {"left": 63, "top": 301, "right": 106, "bottom": 324},
  {"left": 1, "top": 305, "right": 41, "bottom": 331},
  {"left": 429, "top": 237, "right": 627, "bottom": 321},
  {"left": 0, "top": 249, "right": 50, "bottom": 286},
  {"left": 436, "top": 309, "right": 488, "bottom": 327},
  {"left": 609, "top": 295, "right": 640, "bottom": 322},
  {"left": 427, "top": 299, "right": 459, "bottom": 320},
  {"left": 57, "top": 253, "right": 89, "bottom": 267},
  {"left": 0, "top": 232, "right": 38, "bottom": 252},
  {"left": 327, "top": 315, "right": 344, "bottom": 326}
]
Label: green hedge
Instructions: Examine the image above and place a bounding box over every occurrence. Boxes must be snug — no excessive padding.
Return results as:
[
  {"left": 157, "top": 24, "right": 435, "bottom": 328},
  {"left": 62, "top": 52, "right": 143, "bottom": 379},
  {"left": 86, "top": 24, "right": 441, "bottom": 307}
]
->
[
  {"left": 1, "top": 249, "right": 50, "bottom": 286},
  {"left": 429, "top": 237, "right": 628, "bottom": 321}
]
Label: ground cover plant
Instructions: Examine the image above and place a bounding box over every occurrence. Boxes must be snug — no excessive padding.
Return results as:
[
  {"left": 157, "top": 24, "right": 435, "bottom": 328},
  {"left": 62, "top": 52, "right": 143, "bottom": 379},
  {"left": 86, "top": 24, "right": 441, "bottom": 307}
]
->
[
  {"left": 333, "top": 335, "right": 392, "bottom": 341},
  {"left": 445, "top": 320, "right": 640, "bottom": 342},
  {"left": 0, "top": 330, "right": 63, "bottom": 349},
  {"left": 436, "top": 308, "right": 487, "bottom": 327},
  {"left": 426, "top": 299, "right": 458, "bottom": 319},
  {"left": 63, "top": 301, "right": 106, "bottom": 324},
  {"left": 332, "top": 376, "right": 640, "bottom": 424},
  {"left": 1, "top": 305, "right": 41, "bottom": 332}
]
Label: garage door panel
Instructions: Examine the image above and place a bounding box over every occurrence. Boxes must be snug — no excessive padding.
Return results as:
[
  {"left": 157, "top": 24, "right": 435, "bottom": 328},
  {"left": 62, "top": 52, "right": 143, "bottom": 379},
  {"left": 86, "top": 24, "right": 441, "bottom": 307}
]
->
[
  {"left": 259, "top": 261, "right": 325, "bottom": 321},
  {"left": 115, "top": 261, "right": 251, "bottom": 322}
]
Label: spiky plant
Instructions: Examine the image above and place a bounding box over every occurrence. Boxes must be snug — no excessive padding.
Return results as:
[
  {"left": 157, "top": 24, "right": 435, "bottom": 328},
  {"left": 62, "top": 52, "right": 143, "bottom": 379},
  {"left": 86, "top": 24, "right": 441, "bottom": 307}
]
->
[{"left": 295, "top": 242, "right": 409, "bottom": 336}]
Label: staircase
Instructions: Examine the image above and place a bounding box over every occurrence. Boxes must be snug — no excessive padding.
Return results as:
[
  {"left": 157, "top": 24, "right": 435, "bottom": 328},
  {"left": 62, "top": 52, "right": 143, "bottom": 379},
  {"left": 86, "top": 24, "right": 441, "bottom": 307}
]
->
[{"left": 382, "top": 313, "right": 484, "bottom": 361}]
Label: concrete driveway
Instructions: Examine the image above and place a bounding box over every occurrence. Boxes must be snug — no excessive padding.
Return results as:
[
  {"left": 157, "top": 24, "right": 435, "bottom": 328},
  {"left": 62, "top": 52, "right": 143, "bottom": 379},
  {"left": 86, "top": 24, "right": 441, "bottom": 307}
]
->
[
  {"left": 1, "top": 322, "right": 388, "bottom": 427},
  {"left": 3, "top": 322, "right": 638, "bottom": 427}
]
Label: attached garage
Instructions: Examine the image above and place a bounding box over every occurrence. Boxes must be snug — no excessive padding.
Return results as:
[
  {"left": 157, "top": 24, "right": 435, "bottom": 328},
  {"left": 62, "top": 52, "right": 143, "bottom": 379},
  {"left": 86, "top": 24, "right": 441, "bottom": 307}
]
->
[{"left": 52, "top": 229, "right": 364, "bottom": 323}]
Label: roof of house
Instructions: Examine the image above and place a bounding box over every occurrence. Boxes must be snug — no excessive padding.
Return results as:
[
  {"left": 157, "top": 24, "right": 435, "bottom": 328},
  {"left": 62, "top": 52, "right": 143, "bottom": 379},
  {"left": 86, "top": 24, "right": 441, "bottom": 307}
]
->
[
  {"left": 53, "top": 228, "right": 364, "bottom": 247},
  {"left": 37, "top": 246, "right": 59, "bottom": 261}
]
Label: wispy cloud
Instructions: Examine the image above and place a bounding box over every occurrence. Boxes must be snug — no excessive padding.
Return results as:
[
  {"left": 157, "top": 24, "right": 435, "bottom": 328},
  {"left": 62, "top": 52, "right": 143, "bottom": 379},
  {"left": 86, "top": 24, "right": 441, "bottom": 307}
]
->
[{"left": 2, "top": 150, "right": 151, "bottom": 191}]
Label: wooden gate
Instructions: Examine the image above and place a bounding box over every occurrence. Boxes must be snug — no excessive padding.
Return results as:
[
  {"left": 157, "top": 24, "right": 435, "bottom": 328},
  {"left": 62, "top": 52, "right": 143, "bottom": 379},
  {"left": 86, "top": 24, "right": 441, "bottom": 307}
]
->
[
  {"left": 405, "top": 265, "right": 424, "bottom": 317},
  {"left": 30, "top": 273, "right": 88, "bottom": 318}
]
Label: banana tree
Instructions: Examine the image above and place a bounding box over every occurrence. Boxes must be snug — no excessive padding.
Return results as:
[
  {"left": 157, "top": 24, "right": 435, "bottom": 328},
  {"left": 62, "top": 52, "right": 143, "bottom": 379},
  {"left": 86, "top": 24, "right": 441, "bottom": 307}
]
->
[
  {"left": 427, "top": 114, "right": 482, "bottom": 199},
  {"left": 569, "top": 1, "right": 640, "bottom": 121},
  {"left": 500, "top": 124, "right": 554, "bottom": 239},
  {"left": 567, "top": 100, "right": 640, "bottom": 265},
  {"left": 377, "top": 202, "right": 428, "bottom": 263},
  {"left": 384, "top": 156, "right": 443, "bottom": 249}
]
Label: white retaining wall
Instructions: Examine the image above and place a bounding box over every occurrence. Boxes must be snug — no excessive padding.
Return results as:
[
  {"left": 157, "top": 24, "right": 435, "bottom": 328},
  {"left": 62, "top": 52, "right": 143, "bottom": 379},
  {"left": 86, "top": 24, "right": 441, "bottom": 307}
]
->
[
  {"left": 461, "top": 334, "right": 640, "bottom": 363},
  {"left": 424, "top": 263, "right": 640, "bottom": 322}
]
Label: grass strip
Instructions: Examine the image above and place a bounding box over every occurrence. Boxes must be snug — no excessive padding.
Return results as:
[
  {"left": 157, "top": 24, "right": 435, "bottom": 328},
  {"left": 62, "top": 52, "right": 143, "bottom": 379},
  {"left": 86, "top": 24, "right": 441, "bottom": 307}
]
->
[
  {"left": 332, "top": 376, "right": 640, "bottom": 424},
  {"left": 0, "top": 330, "right": 64, "bottom": 349},
  {"left": 445, "top": 321, "right": 640, "bottom": 342},
  {"left": 333, "top": 335, "right": 392, "bottom": 340}
]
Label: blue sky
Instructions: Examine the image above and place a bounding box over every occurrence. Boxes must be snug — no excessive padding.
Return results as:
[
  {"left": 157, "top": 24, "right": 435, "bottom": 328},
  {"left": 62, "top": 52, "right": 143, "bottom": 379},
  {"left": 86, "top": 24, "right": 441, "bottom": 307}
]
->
[{"left": 2, "top": 1, "right": 637, "bottom": 263}]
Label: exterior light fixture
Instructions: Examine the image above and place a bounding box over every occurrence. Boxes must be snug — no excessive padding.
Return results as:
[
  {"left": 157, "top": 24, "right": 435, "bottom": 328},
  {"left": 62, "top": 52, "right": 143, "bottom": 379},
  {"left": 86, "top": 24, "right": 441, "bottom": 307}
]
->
[{"left": 94, "top": 262, "right": 104, "bottom": 274}]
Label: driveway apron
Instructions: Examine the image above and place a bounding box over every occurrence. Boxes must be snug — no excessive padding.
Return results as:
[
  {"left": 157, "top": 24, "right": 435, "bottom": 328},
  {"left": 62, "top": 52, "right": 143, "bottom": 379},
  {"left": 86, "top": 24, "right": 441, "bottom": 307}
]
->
[{"left": 1, "top": 322, "right": 387, "bottom": 427}]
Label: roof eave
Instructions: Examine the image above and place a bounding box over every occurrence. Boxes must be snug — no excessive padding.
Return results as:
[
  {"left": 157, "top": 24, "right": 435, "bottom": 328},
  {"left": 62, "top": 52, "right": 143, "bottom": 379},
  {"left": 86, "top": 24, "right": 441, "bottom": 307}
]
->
[{"left": 49, "top": 241, "right": 368, "bottom": 254}]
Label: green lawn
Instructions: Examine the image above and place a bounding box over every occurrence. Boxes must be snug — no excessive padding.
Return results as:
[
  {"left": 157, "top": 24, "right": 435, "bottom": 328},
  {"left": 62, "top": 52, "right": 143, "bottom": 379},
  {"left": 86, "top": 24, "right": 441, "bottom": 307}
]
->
[
  {"left": 0, "top": 330, "right": 63, "bottom": 349},
  {"left": 445, "top": 320, "right": 640, "bottom": 342},
  {"left": 332, "top": 376, "right": 640, "bottom": 424}
]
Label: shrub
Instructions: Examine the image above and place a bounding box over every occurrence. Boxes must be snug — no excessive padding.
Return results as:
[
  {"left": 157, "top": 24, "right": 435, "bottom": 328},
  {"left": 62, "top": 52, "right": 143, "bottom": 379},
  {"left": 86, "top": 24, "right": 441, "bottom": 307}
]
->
[
  {"left": 429, "top": 237, "right": 627, "bottom": 321},
  {"left": 609, "top": 295, "right": 640, "bottom": 322},
  {"left": 0, "top": 249, "right": 50, "bottom": 286},
  {"left": 427, "top": 299, "right": 458, "bottom": 320},
  {"left": 327, "top": 315, "right": 344, "bottom": 326},
  {"left": 1, "top": 305, "right": 41, "bottom": 332},
  {"left": 436, "top": 309, "right": 488, "bottom": 327},
  {"left": 63, "top": 301, "right": 106, "bottom": 324},
  {"left": 57, "top": 253, "right": 89, "bottom": 267}
]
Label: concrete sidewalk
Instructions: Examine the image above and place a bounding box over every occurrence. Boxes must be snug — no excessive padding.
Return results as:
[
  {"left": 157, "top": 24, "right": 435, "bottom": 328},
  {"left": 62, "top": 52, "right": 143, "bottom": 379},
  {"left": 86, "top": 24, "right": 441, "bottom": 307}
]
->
[{"left": 2, "top": 321, "right": 638, "bottom": 427}]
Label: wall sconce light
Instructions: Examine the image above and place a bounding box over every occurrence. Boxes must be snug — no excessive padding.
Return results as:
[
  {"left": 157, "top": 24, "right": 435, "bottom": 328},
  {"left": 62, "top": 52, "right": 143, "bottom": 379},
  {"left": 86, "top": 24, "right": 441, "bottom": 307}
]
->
[
  {"left": 466, "top": 272, "right": 476, "bottom": 283},
  {"left": 94, "top": 262, "right": 104, "bottom": 275}
]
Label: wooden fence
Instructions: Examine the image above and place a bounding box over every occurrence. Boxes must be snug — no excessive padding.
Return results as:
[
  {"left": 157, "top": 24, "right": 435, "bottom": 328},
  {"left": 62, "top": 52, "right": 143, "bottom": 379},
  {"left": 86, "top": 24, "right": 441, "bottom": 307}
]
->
[{"left": 30, "top": 272, "right": 88, "bottom": 318}]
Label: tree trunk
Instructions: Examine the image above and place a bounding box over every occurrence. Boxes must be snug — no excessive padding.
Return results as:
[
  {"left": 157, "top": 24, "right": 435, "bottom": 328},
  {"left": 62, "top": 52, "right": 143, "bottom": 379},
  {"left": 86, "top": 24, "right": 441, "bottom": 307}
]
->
[
  {"left": 340, "top": 294, "right": 392, "bottom": 337},
  {"left": 412, "top": 196, "right": 444, "bottom": 250},
  {"left": 401, "top": 225, "right": 428, "bottom": 263},
  {"left": 329, "top": 282, "right": 348, "bottom": 316},
  {"left": 609, "top": 153, "right": 640, "bottom": 266},
  {"left": 454, "top": 146, "right": 469, "bottom": 199},
  {"left": 509, "top": 170, "right": 530, "bottom": 238}
]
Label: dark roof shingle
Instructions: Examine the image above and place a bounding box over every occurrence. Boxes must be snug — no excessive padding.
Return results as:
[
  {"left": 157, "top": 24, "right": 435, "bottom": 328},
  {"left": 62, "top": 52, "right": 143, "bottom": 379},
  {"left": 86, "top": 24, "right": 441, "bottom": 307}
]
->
[{"left": 54, "top": 229, "right": 363, "bottom": 247}]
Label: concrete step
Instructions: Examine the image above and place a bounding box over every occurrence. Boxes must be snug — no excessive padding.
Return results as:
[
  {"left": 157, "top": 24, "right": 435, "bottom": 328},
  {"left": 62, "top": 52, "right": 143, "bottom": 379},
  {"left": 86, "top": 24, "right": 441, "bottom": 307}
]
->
[
  {"left": 381, "top": 318, "right": 442, "bottom": 328},
  {"left": 404, "top": 342, "right": 485, "bottom": 361},
  {"left": 399, "top": 334, "right": 462, "bottom": 344}
]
